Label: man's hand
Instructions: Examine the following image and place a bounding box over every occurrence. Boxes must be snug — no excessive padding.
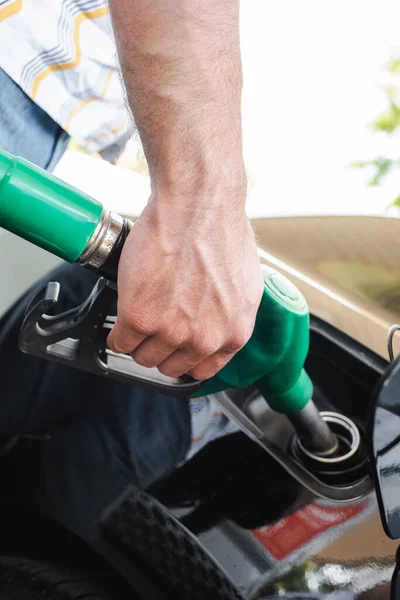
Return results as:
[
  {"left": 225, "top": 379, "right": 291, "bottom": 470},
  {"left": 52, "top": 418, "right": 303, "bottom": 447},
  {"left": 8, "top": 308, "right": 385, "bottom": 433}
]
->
[
  {"left": 107, "top": 186, "right": 263, "bottom": 380},
  {"left": 107, "top": 0, "right": 263, "bottom": 379}
]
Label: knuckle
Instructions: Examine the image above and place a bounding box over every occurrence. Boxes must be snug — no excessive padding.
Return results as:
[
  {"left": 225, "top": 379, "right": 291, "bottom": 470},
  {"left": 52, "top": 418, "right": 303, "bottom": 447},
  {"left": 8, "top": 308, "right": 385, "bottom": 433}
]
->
[
  {"left": 190, "top": 366, "right": 219, "bottom": 381},
  {"left": 192, "top": 338, "right": 220, "bottom": 357},
  {"left": 158, "top": 363, "right": 183, "bottom": 378},
  {"left": 108, "top": 338, "right": 130, "bottom": 355},
  {"left": 127, "top": 314, "right": 157, "bottom": 337},
  {"left": 192, "top": 352, "right": 233, "bottom": 380},
  {"left": 131, "top": 352, "right": 155, "bottom": 369},
  {"left": 158, "top": 327, "right": 187, "bottom": 349},
  {"left": 225, "top": 330, "right": 250, "bottom": 353},
  {"left": 189, "top": 368, "right": 203, "bottom": 381}
]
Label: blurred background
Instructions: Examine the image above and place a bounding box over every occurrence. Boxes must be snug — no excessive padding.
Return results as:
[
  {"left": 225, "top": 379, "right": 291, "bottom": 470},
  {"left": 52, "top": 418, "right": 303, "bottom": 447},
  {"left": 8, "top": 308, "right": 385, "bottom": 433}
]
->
[{"left": 54, "top": 0, "right": 400, "bottom": 218}]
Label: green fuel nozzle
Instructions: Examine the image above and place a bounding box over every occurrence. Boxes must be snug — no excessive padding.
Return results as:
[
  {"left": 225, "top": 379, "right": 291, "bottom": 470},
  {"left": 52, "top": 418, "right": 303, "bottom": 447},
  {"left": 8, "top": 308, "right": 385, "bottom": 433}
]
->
[
  {"left": 0, "top": 148, "right": 130, "bottom": 280},
  {"left": 0, "top": 148, "right": 103, "bottom": 262},
  {"left": 0, "top": 148, "right": 336, "bottom": 455},
  {"left": 200, "top": 266, "right": 338, "bottom": 455},
  {"left": 198, "top": 268, "right": 312, "bottom": 411}
]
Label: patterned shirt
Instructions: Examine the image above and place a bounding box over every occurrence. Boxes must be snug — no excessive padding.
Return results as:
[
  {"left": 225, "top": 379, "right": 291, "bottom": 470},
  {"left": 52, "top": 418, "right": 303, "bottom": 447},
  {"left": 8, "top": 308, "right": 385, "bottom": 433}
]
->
[{"left": 0, "top": 0, "right": 130, "bottom": 158}]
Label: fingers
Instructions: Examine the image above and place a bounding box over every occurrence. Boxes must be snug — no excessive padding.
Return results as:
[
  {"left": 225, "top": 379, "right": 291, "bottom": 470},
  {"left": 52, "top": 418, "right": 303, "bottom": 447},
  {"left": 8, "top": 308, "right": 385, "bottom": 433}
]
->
[
  {"left": 156, "top": 347, "right": 214, "bottom": 379},
  {"left": 158, "top": 349, "right": 236, "bottom": 380},
  {"left": 137, "top": 328, "right": 248, "bottom": 380},
  {"left": 107, "top": 319, "right": 147, "bottom": 355},
  {"left": 130, "top": 337, "right": 177, "bottom": 368},
  {"left": 189, "top": 351, "right": 236, "bottom": 380},
  {"left": 108, "top": 315, "right": 253, "bottom": 381}
]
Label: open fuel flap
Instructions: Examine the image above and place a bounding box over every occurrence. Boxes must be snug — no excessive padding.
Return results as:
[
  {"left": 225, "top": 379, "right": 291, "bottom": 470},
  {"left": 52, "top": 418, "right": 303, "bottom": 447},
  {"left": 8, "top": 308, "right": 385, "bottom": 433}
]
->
[{"left": 372, "top": 350, "right": 400, "bottom": 540}]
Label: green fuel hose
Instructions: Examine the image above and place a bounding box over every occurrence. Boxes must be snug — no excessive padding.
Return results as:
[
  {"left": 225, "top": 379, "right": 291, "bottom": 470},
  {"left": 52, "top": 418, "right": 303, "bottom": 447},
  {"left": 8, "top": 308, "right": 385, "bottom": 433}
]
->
[{"left": 0, "top": 148, "right": 103, "bottom": 262}]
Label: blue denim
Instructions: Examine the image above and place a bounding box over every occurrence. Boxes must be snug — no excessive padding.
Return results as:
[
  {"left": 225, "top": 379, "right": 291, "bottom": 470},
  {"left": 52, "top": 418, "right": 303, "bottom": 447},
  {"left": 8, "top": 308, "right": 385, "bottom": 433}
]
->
[
  {"left": 0, "top": 68, "right": 69, "bottom": 170},
  {"left": 0, "top": 69, "right": 191, "bottom": 542}
]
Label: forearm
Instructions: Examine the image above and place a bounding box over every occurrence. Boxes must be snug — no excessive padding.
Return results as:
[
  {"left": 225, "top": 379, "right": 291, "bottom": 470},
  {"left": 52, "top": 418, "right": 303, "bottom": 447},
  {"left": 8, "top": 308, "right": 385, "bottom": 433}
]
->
[
  {"left": 107, "top": 0, "right": 263, "bottom": 378},
  {"left": 108, "top": 0, "right": 245, "bottom": 201}
]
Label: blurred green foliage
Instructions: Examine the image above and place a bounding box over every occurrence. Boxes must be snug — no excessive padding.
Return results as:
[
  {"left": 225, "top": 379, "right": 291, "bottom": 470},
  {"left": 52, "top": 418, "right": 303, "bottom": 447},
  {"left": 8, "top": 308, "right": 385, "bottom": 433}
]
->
[
  {"left": 259, "top": 562, "right": 313, "bottom": 597},
  {"left": 353, "top": 57, "right": 400, "bottom": 204},
  {"left": 352, "top": 156, "right": 397, "bottom": 187}
]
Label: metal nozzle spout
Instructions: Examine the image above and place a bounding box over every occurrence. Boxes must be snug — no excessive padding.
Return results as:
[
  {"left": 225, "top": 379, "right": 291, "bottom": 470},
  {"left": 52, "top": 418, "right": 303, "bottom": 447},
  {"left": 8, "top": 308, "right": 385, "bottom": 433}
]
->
[
  {"left": 290, "top": 411, "right": 368, "bottom": 486},
  {"left": 287, "top": 400, "right": 338, "bottom": 456}
]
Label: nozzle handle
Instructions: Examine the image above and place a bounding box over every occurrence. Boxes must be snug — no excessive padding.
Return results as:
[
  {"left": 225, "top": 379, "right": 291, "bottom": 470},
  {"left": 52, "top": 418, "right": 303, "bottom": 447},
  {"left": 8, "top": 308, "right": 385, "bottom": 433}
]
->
[
  {"left": 0, "top": 149, "right": 314, "bottom": 415},
  {"left": 195, "top": 266, "right": 313, "bottom": 414}
]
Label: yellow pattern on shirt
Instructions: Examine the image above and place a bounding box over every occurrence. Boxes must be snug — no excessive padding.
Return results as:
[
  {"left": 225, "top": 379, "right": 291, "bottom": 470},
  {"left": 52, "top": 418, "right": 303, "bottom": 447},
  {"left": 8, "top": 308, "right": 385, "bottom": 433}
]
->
[{"left": 0, "top": 0, "right": 129, "bottom": 159}]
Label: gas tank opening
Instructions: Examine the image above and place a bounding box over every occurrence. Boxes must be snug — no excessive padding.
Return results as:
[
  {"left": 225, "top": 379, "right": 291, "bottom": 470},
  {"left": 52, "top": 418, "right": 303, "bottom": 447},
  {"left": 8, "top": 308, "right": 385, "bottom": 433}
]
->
[{"left": 290, "top": 411, "right": 369, "bottom": 486}]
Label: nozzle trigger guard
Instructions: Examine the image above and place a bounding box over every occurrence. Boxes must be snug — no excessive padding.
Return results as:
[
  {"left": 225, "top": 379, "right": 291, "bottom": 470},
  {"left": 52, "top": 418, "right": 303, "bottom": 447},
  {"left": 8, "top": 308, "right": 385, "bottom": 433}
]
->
[{"left": 19, "top": 277, "right": 202, "bottom": 398}]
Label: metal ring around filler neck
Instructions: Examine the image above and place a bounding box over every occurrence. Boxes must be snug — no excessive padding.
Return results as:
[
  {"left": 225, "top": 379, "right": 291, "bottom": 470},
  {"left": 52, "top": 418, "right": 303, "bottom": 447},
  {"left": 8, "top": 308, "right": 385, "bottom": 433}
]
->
[{"left": 296, "top": 411, "right": 361, "bottom": 465}]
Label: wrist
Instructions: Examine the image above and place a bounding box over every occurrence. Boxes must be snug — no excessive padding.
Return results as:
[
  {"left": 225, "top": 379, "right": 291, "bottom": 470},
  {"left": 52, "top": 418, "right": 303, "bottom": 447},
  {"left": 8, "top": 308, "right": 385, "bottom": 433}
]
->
[
  {"left": 145, "top": 177, "right": 248, "bottom": 233},
  {"left": 151, "top": 164, "right": 247, "bottom": 212},
  {"left": 137, "top": 99, "right": 244, "bottom": 194},
  {"left": 148, "top": 145, "right": 246, "bottom": 201}
]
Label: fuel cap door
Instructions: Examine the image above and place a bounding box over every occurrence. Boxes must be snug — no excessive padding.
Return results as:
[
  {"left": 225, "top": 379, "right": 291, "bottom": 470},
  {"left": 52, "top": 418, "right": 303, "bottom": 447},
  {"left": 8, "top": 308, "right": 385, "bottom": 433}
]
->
[{"left": 372, "top": 354, "right": 400, "bottom": 539}]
